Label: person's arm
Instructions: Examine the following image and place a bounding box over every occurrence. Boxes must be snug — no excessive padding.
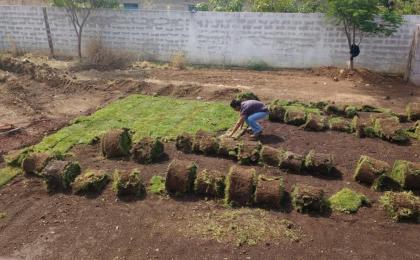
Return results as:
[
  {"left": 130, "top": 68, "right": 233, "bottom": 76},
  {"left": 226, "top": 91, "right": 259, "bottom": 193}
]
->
[{"left": 228, "top": 116, "right": 245, "bottom": 137}]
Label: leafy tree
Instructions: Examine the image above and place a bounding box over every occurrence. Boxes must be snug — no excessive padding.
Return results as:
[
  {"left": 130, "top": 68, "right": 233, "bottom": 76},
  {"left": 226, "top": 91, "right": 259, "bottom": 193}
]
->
[
  {"left": 51, "top": 0, "right": 119, "bottom": 59},
  {"left": 250, "top": 0, "right": 326, "bottom": 13},
  {"left": 391, "top": 0, "right": 420, "bottom": 15},
  {"left": 208, "top": 0, "right": 245, "bottom": 12},
  {"left": 326, "top": 0, "right": 403, "bottom": 70}
]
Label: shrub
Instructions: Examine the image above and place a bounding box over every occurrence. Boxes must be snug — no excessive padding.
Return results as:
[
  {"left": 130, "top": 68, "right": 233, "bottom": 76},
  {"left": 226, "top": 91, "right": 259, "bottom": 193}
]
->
[
  {"left": 170, "top": 52, "right": 187, "bottom": 69},
  {"left": 85, "top": 38, "right": 134, "bottom": 70}
]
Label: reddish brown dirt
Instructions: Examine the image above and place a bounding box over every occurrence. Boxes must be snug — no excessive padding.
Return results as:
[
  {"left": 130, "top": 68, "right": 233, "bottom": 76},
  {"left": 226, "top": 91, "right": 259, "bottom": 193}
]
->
[
  {"left": 1, "top": 56, "right": 420, "bottom": 259},
  {"left": 1, "top": 121, "right": 420, "bottom": 259}
]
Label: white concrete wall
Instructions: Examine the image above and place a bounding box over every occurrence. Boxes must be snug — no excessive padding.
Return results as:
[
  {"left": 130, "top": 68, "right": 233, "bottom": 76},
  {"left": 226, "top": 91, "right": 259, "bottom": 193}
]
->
[
  {"left": 1, "top": 5, "right": 420, "bottom": 75},
  {"left": 410, "top": 25, "right": 420, "bottom": 85}
]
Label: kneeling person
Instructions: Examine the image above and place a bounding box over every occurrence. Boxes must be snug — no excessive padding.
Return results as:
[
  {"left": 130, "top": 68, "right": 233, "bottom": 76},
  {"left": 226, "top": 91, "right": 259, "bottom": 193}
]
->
[{"left": 229, "top": 99, "right": 269, "bottom": 139}]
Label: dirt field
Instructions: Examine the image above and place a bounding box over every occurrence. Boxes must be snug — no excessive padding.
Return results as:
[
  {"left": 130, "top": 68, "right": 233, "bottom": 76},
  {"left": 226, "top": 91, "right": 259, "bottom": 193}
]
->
[{"left": 0, "top": 55, "right": 420, "bottom": 260}]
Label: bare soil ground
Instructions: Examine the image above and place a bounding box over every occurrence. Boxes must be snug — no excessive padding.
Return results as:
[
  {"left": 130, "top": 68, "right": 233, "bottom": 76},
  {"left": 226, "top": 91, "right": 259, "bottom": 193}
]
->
[{"left": 0, "top": 55, "right": 419, "bottom": 259}]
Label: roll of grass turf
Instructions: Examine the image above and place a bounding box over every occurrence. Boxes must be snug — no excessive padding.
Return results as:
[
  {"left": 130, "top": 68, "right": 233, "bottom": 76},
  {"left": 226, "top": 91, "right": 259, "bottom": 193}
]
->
[
  {"left": 225, "top": 165, "right": 256, "bottom": 206},
  {"left": 43, "top": 160, "right": 81, "bottom": 193},
  {"left": 100, "top": 128, "right": 131, "bottom": 158},
  {"left": 165, "top": 159, "right": 197, "bottom": 195},
  {"left": 254, "top": 175, "right": 284, "bottom": 209}
]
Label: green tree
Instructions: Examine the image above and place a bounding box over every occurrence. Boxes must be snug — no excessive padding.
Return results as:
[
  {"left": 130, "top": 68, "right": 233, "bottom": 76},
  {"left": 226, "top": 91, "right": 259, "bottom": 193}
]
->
[
  {"left": 392, "top": 0, "right": 420, "bottom": 15},
  {"left": 326, "top": 0, "right": 403, "bottom": 70},
  {"left": 208, "top": 0, "right": 245, "bottom": 11},
  {"left": 250, "top": 0, "right": 326, "bottom": 13},
  {"left": 51, "top": 0, "right": 119, "bottom": 59}
]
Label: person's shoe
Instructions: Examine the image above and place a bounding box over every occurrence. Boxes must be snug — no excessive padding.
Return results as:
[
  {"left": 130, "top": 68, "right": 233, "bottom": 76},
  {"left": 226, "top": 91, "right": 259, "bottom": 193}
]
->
[{"left": 249, "top": 131, "right": 262, "bottom": 140}]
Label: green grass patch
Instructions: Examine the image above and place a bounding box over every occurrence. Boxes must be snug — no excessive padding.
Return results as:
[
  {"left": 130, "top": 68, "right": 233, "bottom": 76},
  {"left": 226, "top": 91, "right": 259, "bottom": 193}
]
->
[
  {"left": 0, "top": 167, "right": 22, "bottom": 188},
  {"left": 0, "top": 212, "right": 6, "bottom": 219},
  {"left": 149, "top": 175, "right": 166, "bottom": 194},
  {"left": 328, "top": 188, "right": 369, "bottom": 214},
  {"left": 29, "top": 95, "right": 237, "bottom": 155}
]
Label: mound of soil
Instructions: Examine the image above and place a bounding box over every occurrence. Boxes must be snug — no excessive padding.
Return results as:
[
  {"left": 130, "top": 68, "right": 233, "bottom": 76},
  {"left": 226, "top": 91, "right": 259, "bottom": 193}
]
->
[
  {"left": 380, "top": 191, "right": 420, "bottom": 222},
  {"left": 259, "top": 145, "right": 283, "bottom": 167},
  {"left": 388, "top": 160, "right": 420, "bottom": 191},
  {"left": 175, "top": 133, "right": 193, "bottom": 153},
  {"left": 354, "top": 155, "right": 390, "bottom": 186},
  {"left": 254, "top": 175, "right": 284, "bottom": 209},
  {"left": 292, "top": 184, "right": 325, "bottom": 214},
  {"left": 279, "top": 151, "right": 304, "bottom": 173},
  {"left": 303, "top": 114, "right": 328, "bottom": 131},
  {"left": 131, "top": 137, "right": 164, "bottom": 164},
  {"left": 406, "top": 102, "right": 420, "bottom": 121},
  {"left": 22, "top": 152, "right": 51, "bottom": 175},
  {"left": 42, "top": 160, "right": 81, "bottom": 193},
  {"left": 237, "top": 141, "right": 261, "bottom": 165},
  {"left": 225, "top": 166, "right": 256, "bottom": 206},
  {"left": 100, "top": 128, "right": 132, "bottom": 158},
  {"left": 217, "top": 137, "right": 238, "bottom": 158},
  {"left": 72, "top": 170, "right": 109, "bottom": 195},
  {"left": 304, "top": 150, "right": 334, "bottom": 175},
  {"left": 113, "top": 169, "right": 145, "bottom": 197},
  {"left": 194, "top": 169, "right": 225, "bottom": 197},
  {"left": 165, "top": 159, "right": 197, "bottom": 195}
]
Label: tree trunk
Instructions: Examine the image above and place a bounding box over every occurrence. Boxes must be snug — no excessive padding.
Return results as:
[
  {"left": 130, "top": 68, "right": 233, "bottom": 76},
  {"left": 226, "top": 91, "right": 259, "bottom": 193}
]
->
[
  {"left": 77, "top": 32, "right": 82, "bottom": 60},
  {"left": 349, "top": 56, "right": 354, "bottom": 70}
]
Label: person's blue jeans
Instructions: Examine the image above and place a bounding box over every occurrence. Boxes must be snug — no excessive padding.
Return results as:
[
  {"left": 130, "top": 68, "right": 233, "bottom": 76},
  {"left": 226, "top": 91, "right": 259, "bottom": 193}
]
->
[{"left": 245, "top": 112, "right": 268, "bottom": 135}]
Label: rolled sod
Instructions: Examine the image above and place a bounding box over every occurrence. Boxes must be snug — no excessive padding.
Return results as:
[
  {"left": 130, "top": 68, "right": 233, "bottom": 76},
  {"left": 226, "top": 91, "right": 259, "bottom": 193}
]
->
[
  {"left": 328, "top": 117, "right": 352, "bottom": 133},
  {"left": 22, "top": 152, "right": 51, "bottom": 175},
  {"left": 192, "top": 130, "right": 219, "bottom": 155},
  {"left": 388, "top": 160, "right": 420, "bottom": 191},
  {"left": 225, "top": 165, "right": 256, "bottom": 206},
  {"left": 165, "top": 159, "right": 197, "bottom": 195},
  {"left": 351, "top": 116, "right": 374, "bottom": 138},
  {"left": 112, "top": 169, "right": 145, "bottom": 197},
  {"left": 131, "top": 137, "right": 164, "bottom": 164},
  {"left": 406, "top": 102, "right": 420, "bottom": 121},
  {"left": 380, "top": 191, "right": 420, "bottom": 222},
  {"left": 353, "top": 155, "right": 390, "bottom": 186},
  {"left": 217, "top": 137, "right": 239, "bottom": 158},
  {"left": 254, "top": 175, "right": 284, "bottom": 209},
  {"left": 303, "top": 114, "right": 328, "bottom": 131},
  {"left": 237, "top": 141, "right": 262, "bottom": 165},
  {"left": 72, "top": 170, "right": 109, "bottom": 194},
  {"left": 100, "top": 128, "right": 131, "bottom": 158},
  {"left": 268, "top": 103, "right": 286, "bottom": 122},
  {"left": 279, "top": 151, "right": 304, "bottom": 173},
  {"left": 324, "top": 104, "right": 347, "bottom": 116},
  {"left": 373, "top": 117, "right": 408, "bottom": 143},
  {"left": 194, "top": 169, "right": 225, "bottom": 197},
  {"left": 259, "top": 146, "right": 283, "bottom": 167},
  {"left": 175, "top": 133, "right": 193, "bottom": 153},
  {"left": 5, "top": 149, "right": 31, "bottom": 167},
  {"left": 42, "top": 160, "right": 81, "bottom": 193},
  {"left": 292, "top": 184, "right": 326, "bottom": 213},
  {"left": 304, "top": 150, "right": 334, "bottom": 175},
  {"left": 344, "top": 106, "right": 358, "bottom": 118},
  {"left": 284, "top": 108, "right": 307, "bottom": 126}
]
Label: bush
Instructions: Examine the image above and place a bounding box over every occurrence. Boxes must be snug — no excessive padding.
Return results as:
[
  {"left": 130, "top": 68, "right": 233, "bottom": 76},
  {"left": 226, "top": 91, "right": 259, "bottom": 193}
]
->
[
  {"left": 247, "top": 60, "right": 269, "bottom": 71},
  {"left": 195, "top": 2, "right": 210, "bottom": 10},
  {"left": 170, "top": 52, "right": 187, "bottom": 69},
  {"left": 85, "top": 38, "right": 134, "bottom": 70}
]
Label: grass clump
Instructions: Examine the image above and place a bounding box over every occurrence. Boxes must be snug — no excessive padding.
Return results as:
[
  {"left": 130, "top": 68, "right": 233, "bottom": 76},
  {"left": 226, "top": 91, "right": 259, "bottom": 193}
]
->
[
  {"left": 29, "top": 95, "right": 236, "bottom": 155},
  {"left": 406, "top": 102, "right": 420, "bottom": 121},
  {"left": 380, "top": 191, "right": 420, "bottom": 222},
  {"left": 0, "top": 212, "right": 6, "bottom": 219},
  {"left": 149, "top": 175, "right": 166, "bottom": 194},
  {"left": 388, "top": 160, "right": 420, "bottom": 190},
  {"left": 0, "top": 167, "right": 22, "bottom": 187},
  {"left": 170, "top": 52, "right": 186, "bottom": 69},
  {"left": 328, "top": 188, "right": 369, "bottom": 214},
  {"left": 247, "top": 60, "right": 269, "bottom": 71},
  {"left": 188, "top": 208, "right": 301, "bottom": 246},
  {"left": 113, "top": 169, "right": 145, "bottom": 197},
  {"left": 234, "top": 92, "right": 260, "bottom": 102},
  {"left": 72, "top": 170, "right": 109, "bottom": 194}
]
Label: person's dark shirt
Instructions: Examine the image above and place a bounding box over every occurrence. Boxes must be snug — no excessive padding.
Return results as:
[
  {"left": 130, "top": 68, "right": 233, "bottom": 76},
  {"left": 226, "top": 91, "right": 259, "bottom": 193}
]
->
[{"left": 240, "top": 100, "right": 268, "bottom": 118}]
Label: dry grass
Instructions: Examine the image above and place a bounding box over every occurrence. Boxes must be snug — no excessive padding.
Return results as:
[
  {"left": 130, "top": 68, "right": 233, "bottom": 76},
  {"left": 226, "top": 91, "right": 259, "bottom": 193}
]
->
[
  {"left": 83, "top": 38, "right": 135, "bottom": 70},
  {"left": 170, "top": 52, "right": 187, "bottom": 69},
  {"left": 5, "top": 34, "right": 25, "bottom": 57}
]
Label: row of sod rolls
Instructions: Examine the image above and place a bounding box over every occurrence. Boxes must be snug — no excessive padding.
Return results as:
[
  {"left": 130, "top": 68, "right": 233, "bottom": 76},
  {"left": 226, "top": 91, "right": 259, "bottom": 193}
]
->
[
  {"left": 268, "top": 99, "right": 420, "bottom": 143},
  {"left": 176, "top": 131, "right": 335, "bottom": 176},
  {"left": 354, "top": 155, "right": 420, "bottom": 192},
  {"left": 100, "top": 128, "right": 165, "bottom": 163},
  {"left": 165, "top": 160, "right": 377, "bottom": 216}
]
